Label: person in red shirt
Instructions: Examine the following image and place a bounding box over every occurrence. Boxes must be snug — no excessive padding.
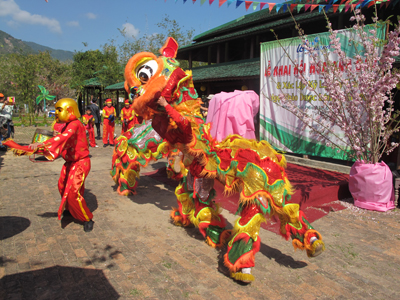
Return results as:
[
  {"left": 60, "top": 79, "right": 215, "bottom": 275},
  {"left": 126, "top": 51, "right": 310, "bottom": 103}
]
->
[
  {"left": 102, "top": 99, "right": 116, "bottom": 147},
  {"left": 4, "top": 98, "right": 95, "bottom": 232},
  {"left": 120, "top": 99, "right": 143, "bottom": 134},
  {"left": 82, "top": 106, "right": 98, "bottom": 148}
]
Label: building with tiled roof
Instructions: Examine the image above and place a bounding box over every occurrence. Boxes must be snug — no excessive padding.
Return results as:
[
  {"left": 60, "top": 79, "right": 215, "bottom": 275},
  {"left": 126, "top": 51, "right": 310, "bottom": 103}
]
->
[{"left": 177, "top": 2, "right": 399, "bottom": 97}]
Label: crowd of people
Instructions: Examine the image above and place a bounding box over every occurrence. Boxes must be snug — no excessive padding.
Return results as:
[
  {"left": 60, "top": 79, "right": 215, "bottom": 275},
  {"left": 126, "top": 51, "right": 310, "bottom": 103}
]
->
[{"left": 0, "top": 92, "right": 148, "bottom": 150}]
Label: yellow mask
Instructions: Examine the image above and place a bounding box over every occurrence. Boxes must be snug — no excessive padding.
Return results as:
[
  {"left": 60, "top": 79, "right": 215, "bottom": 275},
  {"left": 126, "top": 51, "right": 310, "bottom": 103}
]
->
[{"left": 55, "top": 98, "right": 81, "bottom": 123}]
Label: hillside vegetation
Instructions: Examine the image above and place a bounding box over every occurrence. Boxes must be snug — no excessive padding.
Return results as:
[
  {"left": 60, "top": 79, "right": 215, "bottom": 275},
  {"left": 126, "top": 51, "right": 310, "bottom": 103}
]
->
[{"left": 0, "top": 30, "right": 73, "bottom": 61}]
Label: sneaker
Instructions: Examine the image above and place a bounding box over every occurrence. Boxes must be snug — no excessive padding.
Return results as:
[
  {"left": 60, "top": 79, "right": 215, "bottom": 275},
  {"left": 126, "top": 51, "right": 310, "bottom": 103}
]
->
[
  {"left": 103, "top": 144, "right": 108, "bottom": 147},
  {"left": 239, "top": 268, "right": 253, "bottom": 283},
  {"left": 242, "top": 268, "right": 251, "bottom": 275},
  {"left": 308, "top": 236, "right": 325, "bottom": 257},
  {"left": 84, "top": 220, "right": 94, "bottom": 232},
  {"left": 95, "top": 145, "right": 99, "bottom": 148},
  {"left": 109, "top": 144, "right": 115, "bottom": 146}
]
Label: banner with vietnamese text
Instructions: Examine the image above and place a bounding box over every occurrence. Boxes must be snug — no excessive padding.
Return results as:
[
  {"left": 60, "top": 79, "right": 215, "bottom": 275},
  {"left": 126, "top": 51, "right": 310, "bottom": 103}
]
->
[{"left": 259, "top": 24, "right": 385, "bottom": 160}]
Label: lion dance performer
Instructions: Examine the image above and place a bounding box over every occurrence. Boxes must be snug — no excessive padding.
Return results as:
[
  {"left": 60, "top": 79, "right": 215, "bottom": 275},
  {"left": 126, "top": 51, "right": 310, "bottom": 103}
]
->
[
  {"left": 102, "top": 98, "right": 116, "bottom": 146},
  {"left": 120, "top": 99, "right": 142, "bottom": 134},
  {"left": 111, "top": 119, "right": 168, "bottom": 196},
  {"left": 118, "top": 37, "right": 325, "bottom": 283},
  {"left": 4, "top": 98, "right": 95, "bottom": 232}
]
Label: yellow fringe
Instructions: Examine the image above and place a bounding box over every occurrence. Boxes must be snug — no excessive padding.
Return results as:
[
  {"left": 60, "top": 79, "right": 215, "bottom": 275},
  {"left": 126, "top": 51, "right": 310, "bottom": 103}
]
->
[
  {"left": 230, "top": 272, "right": 255, "bottom": 283},
  {"left": 188, "top": 204, "right": 222, "bottom": 228},
  {"left": 230, "top": 214, "right": 266, "bottom": 244},
  {"left": 306, "top": 240, "right": 326, "bottom": 257}
]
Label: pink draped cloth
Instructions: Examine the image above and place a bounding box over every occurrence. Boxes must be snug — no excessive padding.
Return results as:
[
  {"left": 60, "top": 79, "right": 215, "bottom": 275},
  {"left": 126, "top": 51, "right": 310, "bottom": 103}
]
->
[
  {"left": 349, "top": 161, "right": 395, "bottom": 212},
  {"left": 206, "top": 90, "right": 259, "bottom": 142}
]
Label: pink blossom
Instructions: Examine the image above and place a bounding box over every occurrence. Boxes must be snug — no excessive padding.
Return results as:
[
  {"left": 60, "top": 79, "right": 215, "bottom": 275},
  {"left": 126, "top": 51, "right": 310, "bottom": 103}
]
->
[{"left": 272, "top": 11, "right": 400, "bottom": 164}]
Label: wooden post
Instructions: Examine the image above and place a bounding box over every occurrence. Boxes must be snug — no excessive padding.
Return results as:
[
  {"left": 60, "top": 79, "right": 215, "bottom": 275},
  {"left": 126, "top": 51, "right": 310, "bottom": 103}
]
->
[
  {"left": 116, "top": 90, "right": 120, "bottom": 117},
  {"left": 225, "top": 42, "right": 229, "bottom": 62},
  {"left": 250, "top": 36, "right": 254, "bottom": 59}
]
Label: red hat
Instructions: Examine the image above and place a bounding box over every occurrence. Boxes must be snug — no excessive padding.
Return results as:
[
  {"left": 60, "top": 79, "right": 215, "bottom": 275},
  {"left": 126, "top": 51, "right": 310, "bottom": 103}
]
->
[
  {"left": 124, "top": 99, "right": 130, "bottom": 104},
  {"left": 105, "top": 99, "right": 112, "bottom": 103}
]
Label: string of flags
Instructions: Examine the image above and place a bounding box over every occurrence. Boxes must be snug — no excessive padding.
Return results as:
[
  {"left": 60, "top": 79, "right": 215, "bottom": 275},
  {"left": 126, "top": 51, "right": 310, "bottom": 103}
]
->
[{"left": 172, "top": 0, "right": 399, "bottom": 12}]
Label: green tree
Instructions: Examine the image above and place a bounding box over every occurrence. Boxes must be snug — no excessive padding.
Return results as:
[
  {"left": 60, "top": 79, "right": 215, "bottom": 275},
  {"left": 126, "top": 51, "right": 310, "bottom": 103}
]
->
[
  {"left": 12, "top": 52, "right": 44, "bottom": 124},
  {"left": 96, "top": 41, "right": 124, "bottom": 87},
  {"left": 117, "top": 15, "right": 203, "bottom": 69},
  {"left": 0, "top": 51, "right": 72, "bottom": 124},
  {"left": 71, "top": 50, "right": 105, "bottom": 92}
]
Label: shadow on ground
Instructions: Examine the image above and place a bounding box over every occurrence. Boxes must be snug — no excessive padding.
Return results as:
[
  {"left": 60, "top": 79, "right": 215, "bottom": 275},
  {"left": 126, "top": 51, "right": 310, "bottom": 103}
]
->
[
  {"left": 124, "top": 175, "right": 177, "bottom": 211},
  {"left": 36, "top": 188, "right": 98, "bottom": 230},
  {"left": 214, "top": 234, "right": 307, "bottom": 281},
  {"left": 0, "top": 266, "right": 120, "bottom": 300},
  {"left": 0, "top": 216, "right": 31, "bottom": 240}
]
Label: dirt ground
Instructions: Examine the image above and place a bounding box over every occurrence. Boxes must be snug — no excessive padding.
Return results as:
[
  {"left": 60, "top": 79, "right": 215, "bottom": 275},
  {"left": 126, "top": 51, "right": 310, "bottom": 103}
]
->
[{"left": 1, "top": 133, "right": 400, "bottom": 299}]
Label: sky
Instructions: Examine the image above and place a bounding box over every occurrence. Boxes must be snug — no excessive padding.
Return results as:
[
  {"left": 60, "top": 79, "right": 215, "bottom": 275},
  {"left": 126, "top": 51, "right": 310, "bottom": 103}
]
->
[{"left": 0, "top": 0, "right": 285, "bottom": 53}]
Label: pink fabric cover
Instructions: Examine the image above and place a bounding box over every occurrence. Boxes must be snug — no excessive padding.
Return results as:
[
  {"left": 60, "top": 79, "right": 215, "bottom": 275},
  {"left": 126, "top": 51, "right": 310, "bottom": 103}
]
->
[
  {"left": 206, "top": 90, "right": 259, "bottom": 142},
  {"left": 349, "top": 161, "right": 395, "bottom": 212}
]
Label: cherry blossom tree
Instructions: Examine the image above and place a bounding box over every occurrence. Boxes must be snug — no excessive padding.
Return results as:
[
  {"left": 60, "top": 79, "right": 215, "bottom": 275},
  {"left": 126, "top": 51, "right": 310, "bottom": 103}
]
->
[{"left": 269, "top": 9, "right": 400, "bottom": 164}]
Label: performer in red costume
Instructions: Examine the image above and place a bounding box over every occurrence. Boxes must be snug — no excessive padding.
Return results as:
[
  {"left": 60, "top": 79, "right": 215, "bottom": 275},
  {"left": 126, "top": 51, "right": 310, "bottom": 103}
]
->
[
  {"left": 122, "top": 38, "right": 325, "bottom": 283},
  {"left": 120, "top": 99, "right": 142, "bottom": 133},
  {"left": 102, "top": 99, "right": 116, "bottom": 147},
  {"left": 4, "top": 98, "right": 95, "bottom": 232},
  {"left": 82, "top": 106, "right": 98, "bottom": 148}
]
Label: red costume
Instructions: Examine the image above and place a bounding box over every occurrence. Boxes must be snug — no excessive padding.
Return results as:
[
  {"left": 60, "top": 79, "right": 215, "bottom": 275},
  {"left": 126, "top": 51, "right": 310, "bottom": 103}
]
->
[
  {"left": 82, "top": 114, "right": 96, "bottom": 147},
  {"left": 120, "top": 38, "right": 326, "bottom": 283},
  {"left": 120, "top": 100, "right": 142, "bottom": 133},
  {"left": 102, "top": 102, "right": 116, "bottom": 145},
  {"left": 5, "top": 119, "right": 93, "bottom": 223}
]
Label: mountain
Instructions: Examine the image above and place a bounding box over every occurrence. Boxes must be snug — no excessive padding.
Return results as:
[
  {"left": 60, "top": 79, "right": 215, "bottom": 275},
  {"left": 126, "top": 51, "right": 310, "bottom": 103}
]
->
[
  {"left": 0, "top": 30, "right": 74, "bottom": 61},
  {"left": 24, "top": 41, "right": 74, "bottom": 61},
  {"left": 0, "top": 30, "right": 33, "bottom": 55}
]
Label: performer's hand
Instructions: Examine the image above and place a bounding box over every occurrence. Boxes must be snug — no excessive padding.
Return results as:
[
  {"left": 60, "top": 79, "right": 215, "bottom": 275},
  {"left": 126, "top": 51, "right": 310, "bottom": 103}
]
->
[
  {"left": 29, "top": 142, "right": 43, "bottom": 150},
  {"left": 157, "top": 96, "right": 168, "bottom": 107},
  {"left": 53, "top": 131, "right": 60, "bottom": 136}
]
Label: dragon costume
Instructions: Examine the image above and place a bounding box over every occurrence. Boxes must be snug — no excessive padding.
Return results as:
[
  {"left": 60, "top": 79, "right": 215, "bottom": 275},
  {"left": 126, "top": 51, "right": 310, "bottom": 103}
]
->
[{"left": 112, "top": 38, "right": 325, "bottom": 283}]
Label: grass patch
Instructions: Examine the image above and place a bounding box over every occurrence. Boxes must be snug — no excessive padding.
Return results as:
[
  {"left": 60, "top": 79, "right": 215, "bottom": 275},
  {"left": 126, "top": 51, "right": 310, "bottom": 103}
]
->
[
  {"left": 129, "top": 288, "right": 141, "bottom": 296},
  {"left": 162, "top": 261, "right": 172, "bottom": 269}
]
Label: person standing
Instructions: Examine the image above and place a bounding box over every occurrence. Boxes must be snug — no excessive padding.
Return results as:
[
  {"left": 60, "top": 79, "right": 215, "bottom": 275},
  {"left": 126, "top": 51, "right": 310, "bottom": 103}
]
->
[
  {"left": 82, "top": 106, "right": 98, "bottom": 148},
  {"left": 88, "top": 98, "right": 101, "bottom": 140},
  {"left": 120, "top": 99, "right": 143, "bottom": 134},
  {"left": 102, "top": 99, "right": 116, "bottom": 147},
  {"left": 4, "top": 98, "right": 95, "bottom": 232},
  {"left": 0, "top": 93, "right": 13, "bottom": 150}
]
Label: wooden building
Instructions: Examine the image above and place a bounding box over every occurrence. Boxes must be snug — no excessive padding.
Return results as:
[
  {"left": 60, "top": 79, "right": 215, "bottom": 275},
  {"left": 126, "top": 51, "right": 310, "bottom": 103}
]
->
[{"left": 176, "top": 4, "right": 399, "bottom": 98}]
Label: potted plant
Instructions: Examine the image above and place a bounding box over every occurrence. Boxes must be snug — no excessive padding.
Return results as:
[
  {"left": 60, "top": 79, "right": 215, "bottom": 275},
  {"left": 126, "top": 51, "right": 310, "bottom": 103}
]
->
[{"left": 267, "top": 9, "right": 400, "bottom": 211}]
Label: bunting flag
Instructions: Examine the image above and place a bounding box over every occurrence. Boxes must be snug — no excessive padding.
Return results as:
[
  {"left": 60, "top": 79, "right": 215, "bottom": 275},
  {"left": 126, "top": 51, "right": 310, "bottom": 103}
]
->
[
  {"left": 236, "top": 0, "right": 244, "bottom": 8},
  {"left": 268, "top": 2, "right": 275, "bottom": 11},
  {"left": 165, "top": 0, "right": 396, "bottom": 12},
  {"left": 245, "top": 1, "right": 252, "bottom": 10}
]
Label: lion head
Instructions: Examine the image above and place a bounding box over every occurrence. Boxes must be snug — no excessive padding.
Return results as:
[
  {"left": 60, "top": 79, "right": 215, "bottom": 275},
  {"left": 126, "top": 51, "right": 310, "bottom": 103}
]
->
[{"left": 124, "top": 37, "right": 198, "bottom": 120}]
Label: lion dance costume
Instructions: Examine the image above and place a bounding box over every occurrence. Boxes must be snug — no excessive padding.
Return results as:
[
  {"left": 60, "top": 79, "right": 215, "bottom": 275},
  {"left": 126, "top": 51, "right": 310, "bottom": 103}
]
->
[
  {"left": 4, "top": 98, "right": 94, "bottom": 232},
  {"left": 111, "top": 38, "right": 325, "bottom": 282}
]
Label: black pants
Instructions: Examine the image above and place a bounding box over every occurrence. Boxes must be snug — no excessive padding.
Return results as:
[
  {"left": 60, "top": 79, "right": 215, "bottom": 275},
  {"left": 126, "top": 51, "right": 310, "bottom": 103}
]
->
[{"left": 95, "top": 123, "right": 101, "bottom": 138}]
